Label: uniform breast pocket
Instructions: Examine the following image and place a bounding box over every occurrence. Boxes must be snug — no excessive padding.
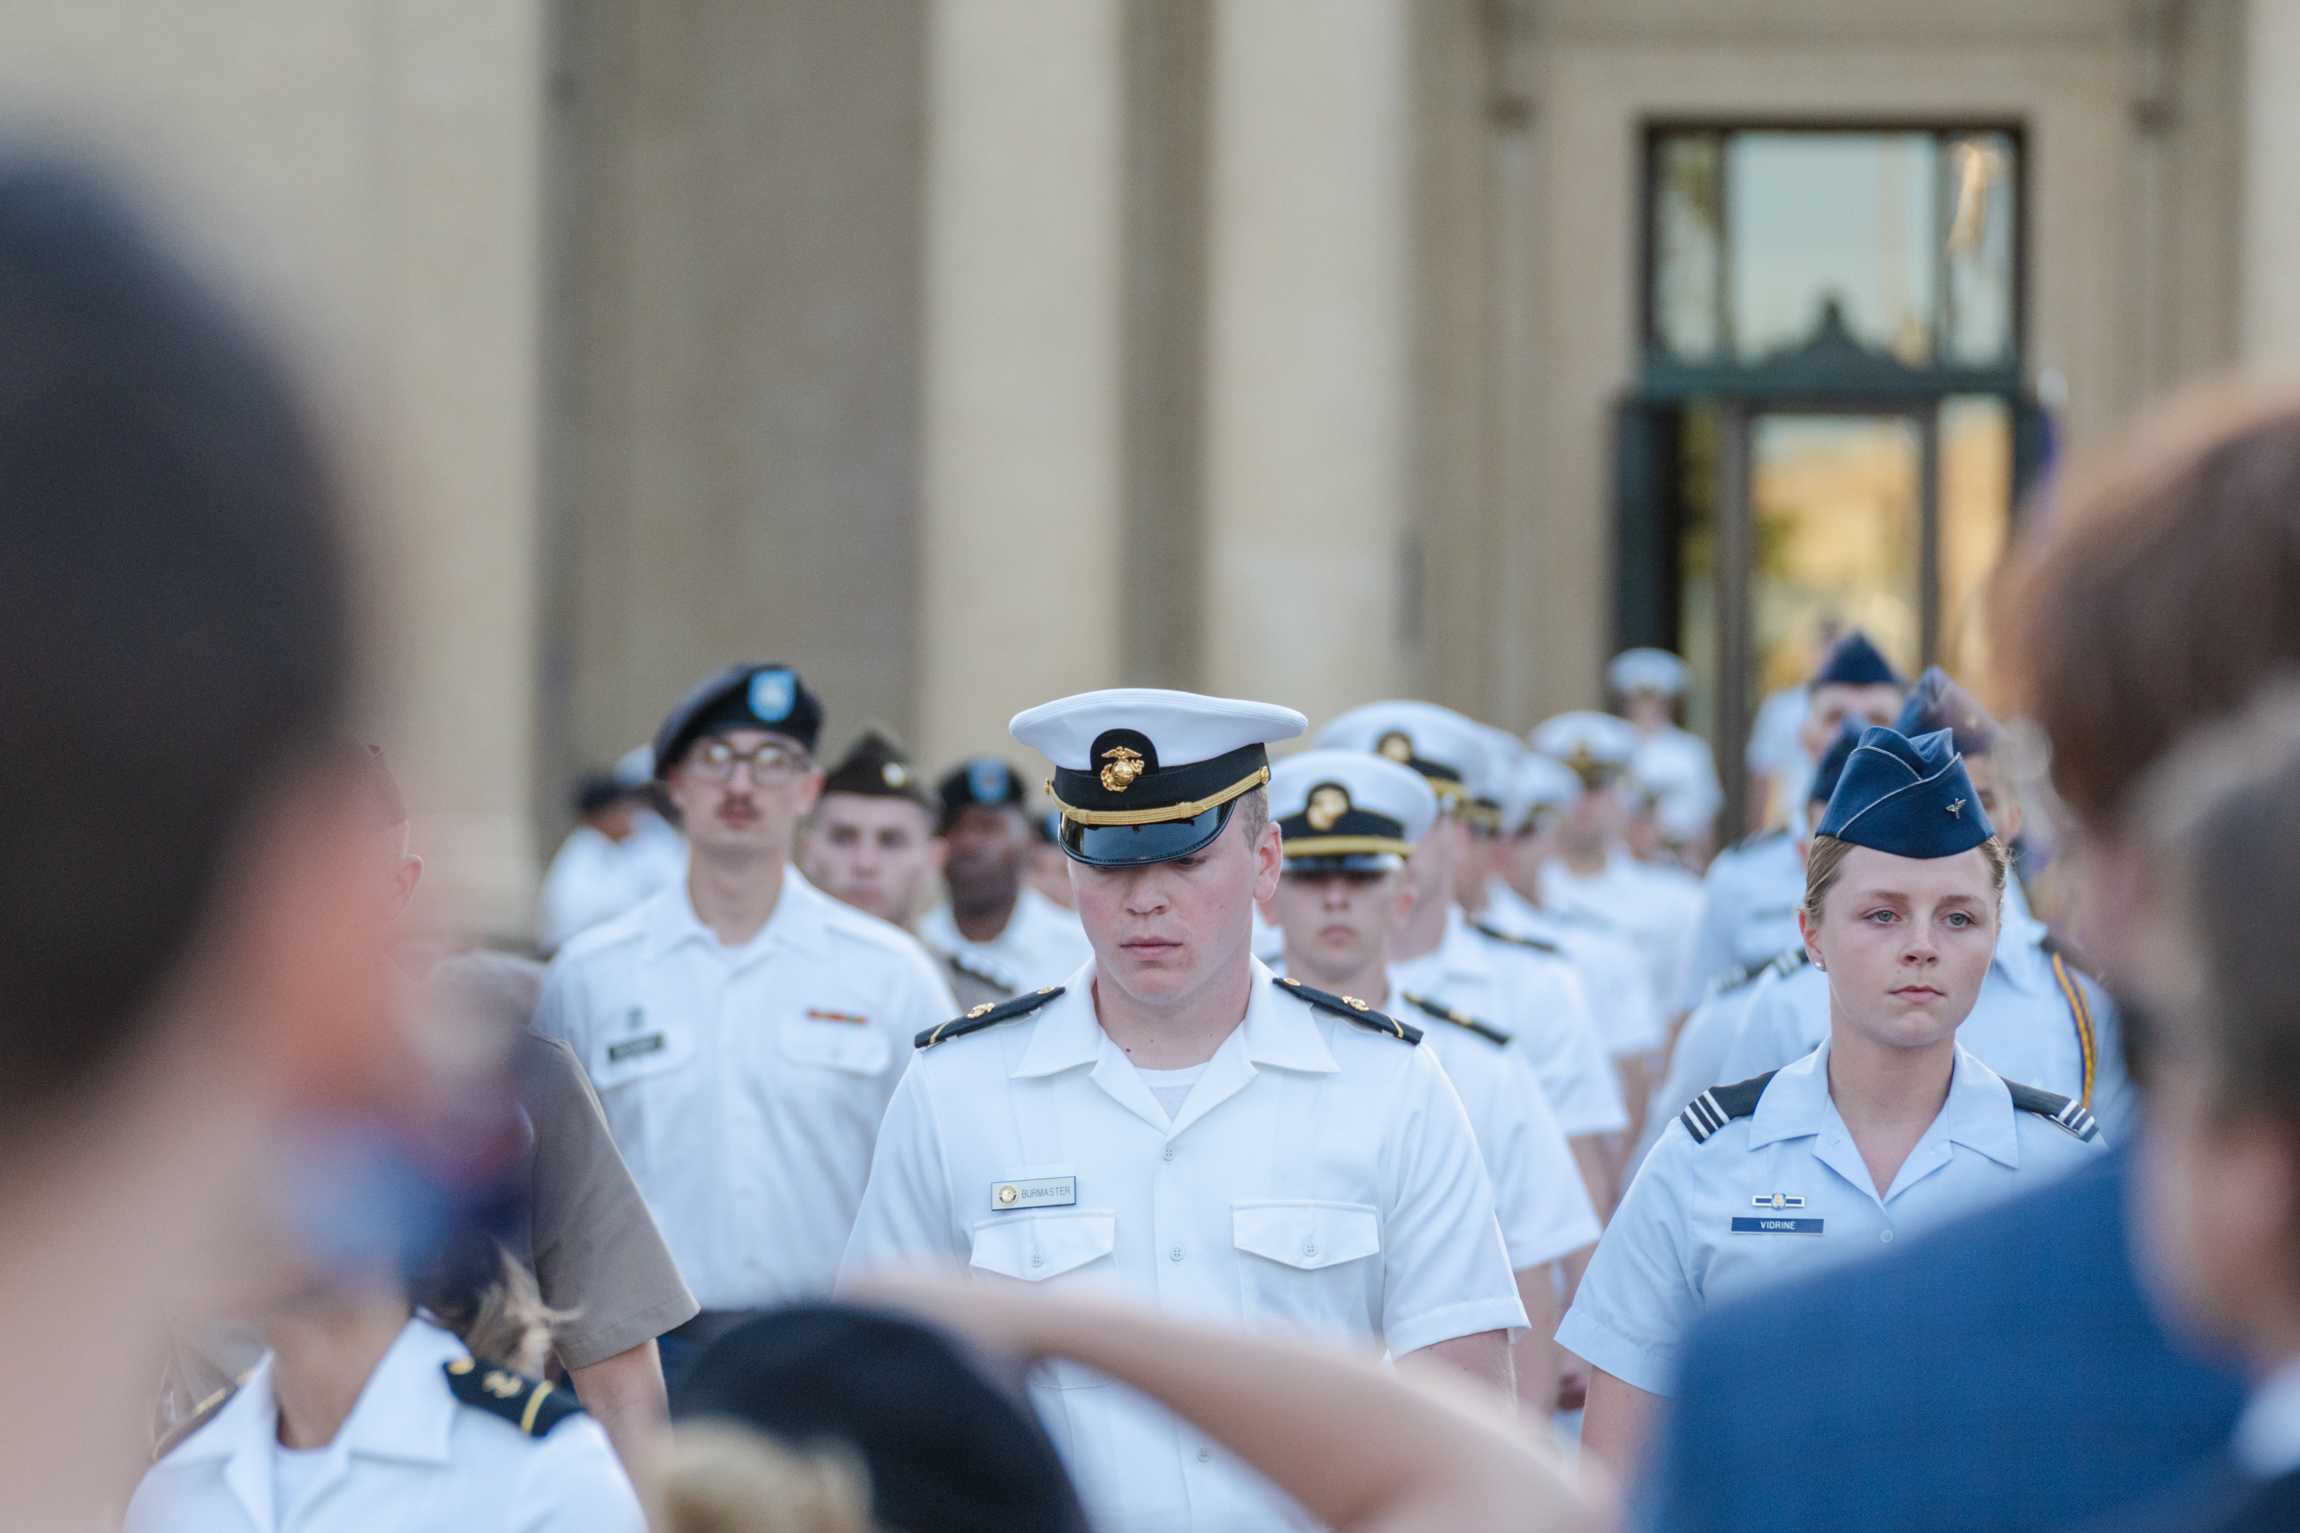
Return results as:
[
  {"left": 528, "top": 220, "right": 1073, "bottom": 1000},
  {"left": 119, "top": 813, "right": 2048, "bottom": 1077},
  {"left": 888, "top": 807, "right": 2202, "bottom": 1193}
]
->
[
  {"left": 1231, "top": 1199, "right": 1383, "bottom": 1336},
  {"left": 970, "top": 1212, "right": 1119, "bottom": 1391},
  {"left": 778, "top": 1016, "right": 893, "bottom": 1077},
  {"left": 590, "top": 1023, "right": 694, "bottom": 1091}
]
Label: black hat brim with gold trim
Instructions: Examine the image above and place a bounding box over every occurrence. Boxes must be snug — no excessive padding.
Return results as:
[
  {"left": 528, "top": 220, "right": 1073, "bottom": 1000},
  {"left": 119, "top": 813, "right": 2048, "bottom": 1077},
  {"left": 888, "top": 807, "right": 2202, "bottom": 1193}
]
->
[{"left": 1048, "top": 740, "right": 1270, "bottom": 868}]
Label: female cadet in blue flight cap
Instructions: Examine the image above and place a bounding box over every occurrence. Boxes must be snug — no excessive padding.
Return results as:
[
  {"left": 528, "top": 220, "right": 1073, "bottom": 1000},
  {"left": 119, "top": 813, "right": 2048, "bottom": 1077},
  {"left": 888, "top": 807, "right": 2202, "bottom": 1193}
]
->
[{"left": 1557, "top": 723, "right": 2108, "bottom": 1472}]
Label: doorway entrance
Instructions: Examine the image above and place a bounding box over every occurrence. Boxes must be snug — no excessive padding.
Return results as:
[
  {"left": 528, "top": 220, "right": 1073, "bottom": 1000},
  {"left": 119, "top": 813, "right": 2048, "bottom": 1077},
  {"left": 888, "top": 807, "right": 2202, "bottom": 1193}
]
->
[{"left": 1616, "top": 124, "right": 2047, "bottom": 831}]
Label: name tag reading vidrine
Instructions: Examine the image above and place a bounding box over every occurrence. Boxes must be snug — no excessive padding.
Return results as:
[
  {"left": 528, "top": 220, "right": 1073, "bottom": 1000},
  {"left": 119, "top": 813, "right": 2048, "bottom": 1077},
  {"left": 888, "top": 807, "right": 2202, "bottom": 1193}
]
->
[
  {"left": 1729, "top": 1216, "right": 1824, "bottom": 1235},
  {"left": 990, "top": 1176, "right": 1078, "bottom": 1211}
]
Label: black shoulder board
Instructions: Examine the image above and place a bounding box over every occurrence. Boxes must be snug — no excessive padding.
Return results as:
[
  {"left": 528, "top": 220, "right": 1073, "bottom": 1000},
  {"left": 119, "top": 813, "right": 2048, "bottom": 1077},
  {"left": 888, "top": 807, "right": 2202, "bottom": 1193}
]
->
[
  {"left": 442, "top": 1356, "right": 584, "bottom": 1437},
  {"left": 1469, "top": 919, "right": 1560, "bottom": 955},
  {"left": 916, "top": 986, "right": 1064, "bottom": 1049},
  {"left": 2006, "top": 1081, "right": 2101, "bottom": 1142},
  {"left": 1399, "top": 991, "right": 1511, "bottom": 1047},
  {"left": 1274, "top": 977, "right": 1423, "bottom": 1043},
  {"left": 945, "top": 947, "right": 1019, "bottom": 995},
  {"left": 152, "top": 1383, "right": 237, "bottom": 1461},
  {"left": 1704, "top": 945, "right": 1807, "bottom": 1002},
  {"left": 1679, "top": 1071, "right": 1778, "bottom": 1145}
]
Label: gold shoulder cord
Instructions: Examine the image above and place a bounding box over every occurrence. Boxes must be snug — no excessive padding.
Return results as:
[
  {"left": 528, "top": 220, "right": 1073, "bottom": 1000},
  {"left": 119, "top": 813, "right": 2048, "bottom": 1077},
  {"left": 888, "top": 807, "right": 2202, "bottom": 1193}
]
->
[{"left": 2048, "top": 952, "right": 2098, "bottom": 1109}]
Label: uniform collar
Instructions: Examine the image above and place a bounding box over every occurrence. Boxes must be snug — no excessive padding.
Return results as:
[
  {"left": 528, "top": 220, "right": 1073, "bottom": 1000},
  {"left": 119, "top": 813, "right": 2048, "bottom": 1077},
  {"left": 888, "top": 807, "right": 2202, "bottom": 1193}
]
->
[
  {"left": 1989, "top": 900, "right": 2051, "bottom": 995},
  {"left": 643, "top": 864, "right": 829, "bottom": 964},
  {"left": 162, "top": 1317, "right": 461, "bottom": 1524},
  {"left": 1747, "top": 1037, "right": 2019, "bottom": 1169},
  {"left": 1012, "top": 956, "right": 1338, "bottom": 1081}
]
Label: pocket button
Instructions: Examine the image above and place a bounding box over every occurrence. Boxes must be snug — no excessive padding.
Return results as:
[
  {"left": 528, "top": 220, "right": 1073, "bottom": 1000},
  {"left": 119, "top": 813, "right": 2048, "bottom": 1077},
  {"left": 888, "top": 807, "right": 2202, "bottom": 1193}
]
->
[{"left": 1169, "top": 1245, "right": 1185, "bottom": 1263}]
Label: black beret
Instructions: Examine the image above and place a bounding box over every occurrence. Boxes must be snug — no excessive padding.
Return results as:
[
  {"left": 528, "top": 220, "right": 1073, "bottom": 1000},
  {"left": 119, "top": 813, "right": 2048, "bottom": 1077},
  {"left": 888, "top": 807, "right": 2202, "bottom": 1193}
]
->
[
  {"left": 678, "top": 1304, "right": 1090, "bottom": 1533},
  {"left": 653, "top": 662, "right": 823, "bottom": 774},
  {"left": 937, "top": 757, "right": 1030, "bottom": 831}
]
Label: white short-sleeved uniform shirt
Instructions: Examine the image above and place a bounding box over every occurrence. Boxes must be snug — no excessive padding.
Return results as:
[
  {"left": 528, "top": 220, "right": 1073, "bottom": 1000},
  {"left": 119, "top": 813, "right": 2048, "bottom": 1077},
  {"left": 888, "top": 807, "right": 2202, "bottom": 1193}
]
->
[
  {"left": 1541, "top": 849, "right": 1703, "bottom": 1009},
  {"left": 1392, "top": 908, "right": 1629, "bottom": 1138},
  {"left": 1719, "top": 903, "right": 2133, "bottom": 1144},
  {"left": 1267, "top": 959, "right": 1601, "bottom": 1274},
  {"left": 839, "top": 957, "right": 1526, "bottom": 1533},
  {"left": 128, "top": 1317, "right": 643, "bottom": 1532},
  {"left": 1632, "top": 725, "right": 1725, "bottom": 817},
  {"left": 1478, "top": 884, "right": 1667, "bottom": 1058},
  {"left": 1559, "top": 1039, "right": 2105, "bottom": 1397},
  {"left": 1675, "top": 829, "right": 1806, "bottom": 1013},
  {"left": 1629, "top": 956, "right": 1793, "bottom": 1173},
  {"left": 917, "top": 886, "right": 1093, "bottom": 993},
  {"left": 534, "top": 871, "right": 958, "bottom": 1308}
]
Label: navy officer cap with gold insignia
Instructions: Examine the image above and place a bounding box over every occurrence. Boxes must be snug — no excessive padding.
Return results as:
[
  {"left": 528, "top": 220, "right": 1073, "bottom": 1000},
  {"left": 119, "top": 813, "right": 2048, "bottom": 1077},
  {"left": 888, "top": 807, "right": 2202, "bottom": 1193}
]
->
[
  {"left": 1314, "top": 699, "right": 1493, "bottom": 811},
  {"left": 1011, "top": 688, "right": 1306, "bottom": 867},
  {"left": 1269, "top": 748, "right": 1438, "bottom": 873},
  {"left": 1530, "top": 710, "right": 1640, "bottom": 791},
  {"left": 653, "top": 661, "right": 823, "bottom": 774},
  {"left": 1815, "top": 724, "right": 1994, "bottom": 855},
  {"left": 821, "top": 726, "right": 932, "bottom": 810},
  {"left": 1607, "top": 646, "right": 1693, "bottom": 699}
]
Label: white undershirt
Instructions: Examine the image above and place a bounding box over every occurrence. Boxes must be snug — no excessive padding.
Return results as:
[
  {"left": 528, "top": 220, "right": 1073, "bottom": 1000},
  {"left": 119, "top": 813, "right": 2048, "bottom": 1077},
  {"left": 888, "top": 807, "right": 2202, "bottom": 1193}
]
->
[
  {"left": 1132, "top": 1061, "right": 1210, "bottom": 1123},
  {"left": 2235, "top": 1359, "right": 2300, "bottom": 1480},
  {"left": 272, "top": 1442, "right": 337, "bottom": 1522}
]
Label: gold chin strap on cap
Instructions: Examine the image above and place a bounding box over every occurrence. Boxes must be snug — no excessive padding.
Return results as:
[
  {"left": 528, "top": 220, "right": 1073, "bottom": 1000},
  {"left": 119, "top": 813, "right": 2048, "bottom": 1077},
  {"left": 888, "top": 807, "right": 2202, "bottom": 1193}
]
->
[
  {"left": 1281, "top": 836, "right": 1413, "bottom": 860},
  {"left": 1046, "top": 765, "right": 1271, "bottom": 827}
]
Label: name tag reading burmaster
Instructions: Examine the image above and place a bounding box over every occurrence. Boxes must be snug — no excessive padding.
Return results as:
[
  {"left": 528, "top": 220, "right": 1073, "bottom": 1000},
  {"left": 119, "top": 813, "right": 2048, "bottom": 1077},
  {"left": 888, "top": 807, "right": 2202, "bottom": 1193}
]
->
[{"left": 990, "top": 1176, "right": 1078, "bottom": 1212}]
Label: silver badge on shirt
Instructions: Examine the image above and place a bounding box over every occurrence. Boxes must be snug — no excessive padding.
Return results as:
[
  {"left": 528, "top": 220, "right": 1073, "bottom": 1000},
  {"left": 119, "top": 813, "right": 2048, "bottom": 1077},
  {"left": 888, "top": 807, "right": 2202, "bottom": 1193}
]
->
[{"left": 990, "top": 1175, "right": 1078, "bottom": 1211}]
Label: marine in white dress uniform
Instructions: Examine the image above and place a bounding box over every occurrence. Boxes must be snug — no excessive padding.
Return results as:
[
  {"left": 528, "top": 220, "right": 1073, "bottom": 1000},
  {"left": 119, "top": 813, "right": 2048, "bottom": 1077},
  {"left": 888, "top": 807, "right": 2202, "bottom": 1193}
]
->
[
  {"left": 1314, "top": 700, "right": 1631, "bottom": 1144},
  {"left": 841, "top": 690, "right": 1525, "bottom": 1533},
  {"left": 128, "top": 1315, "right": 643, "bottom": 1533},
  {"left": 535, "top": 664, "right": 957, "bottom": 1331},
  {"left": 1531, "top": 711, "right": 1704, "bottom": 1009},
  {"left": 1259, "top": 748, "right": 1601, "bottom": 1406},
  {"left": 1560, "top": 723, "right": 2108, "bottom": 1470}
]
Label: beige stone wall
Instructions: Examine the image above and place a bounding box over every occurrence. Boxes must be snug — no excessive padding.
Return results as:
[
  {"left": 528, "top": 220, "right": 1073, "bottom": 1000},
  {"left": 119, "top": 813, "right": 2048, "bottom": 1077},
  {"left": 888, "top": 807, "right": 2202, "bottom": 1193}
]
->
[
  {"left": 0, "top": 0, "right": 549, "bottom": 939},
  {"left": 1496, "top": 0, "right": 2246, "bottom": 726}
]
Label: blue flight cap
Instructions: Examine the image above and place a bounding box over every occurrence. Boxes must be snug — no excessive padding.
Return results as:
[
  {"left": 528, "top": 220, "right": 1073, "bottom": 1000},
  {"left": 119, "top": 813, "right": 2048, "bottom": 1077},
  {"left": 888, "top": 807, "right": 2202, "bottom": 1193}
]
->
[
  {"left": 1893, "top": 666, "right": 2000, "bottom": 756},
  {"left": 1815, "top": 725, "right": 1994, "bottom": 855},
  {"left": 1810, "top": 630, "right": 1903, "bottom": 691},
  {"left": 1804, "top": 722, "right": 1865, "bottom": 810}
]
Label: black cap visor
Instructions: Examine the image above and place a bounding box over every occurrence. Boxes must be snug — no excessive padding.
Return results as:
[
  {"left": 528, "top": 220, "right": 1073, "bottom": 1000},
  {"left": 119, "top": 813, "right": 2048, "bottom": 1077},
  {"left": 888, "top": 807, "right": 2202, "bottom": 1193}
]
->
[{"left": 1059, "top": 799, "right": 1237, "bottom": 868}]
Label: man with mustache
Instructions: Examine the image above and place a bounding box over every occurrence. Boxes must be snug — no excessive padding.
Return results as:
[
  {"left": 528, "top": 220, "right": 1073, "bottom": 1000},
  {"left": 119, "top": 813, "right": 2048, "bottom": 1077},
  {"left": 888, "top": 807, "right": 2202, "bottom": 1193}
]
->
[
  {"left": 536, "top": 663, "right": 956, "bottom": 1394},
  {"left": 841, "top": 688, "right": 1524, "bottom": 1533}
]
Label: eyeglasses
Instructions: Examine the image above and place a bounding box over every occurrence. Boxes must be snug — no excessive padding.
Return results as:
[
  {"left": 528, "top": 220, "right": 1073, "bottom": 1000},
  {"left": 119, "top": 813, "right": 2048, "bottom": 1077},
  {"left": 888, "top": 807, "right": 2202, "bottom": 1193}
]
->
[{"left": 689, "top": 738, "right": 810, "bottom": 785}]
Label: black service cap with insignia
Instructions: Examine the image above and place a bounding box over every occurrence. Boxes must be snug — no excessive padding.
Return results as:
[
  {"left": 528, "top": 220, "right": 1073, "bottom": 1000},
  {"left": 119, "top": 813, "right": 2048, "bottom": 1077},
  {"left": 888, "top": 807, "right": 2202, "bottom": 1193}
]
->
[
  {"left": 1012, "top": 688, "right": 1306, "bottom": 868},
  {"left": 821, "top": 726, "right": 932, "bottom": 810},
  {"left": 679, "top": 1303, "right": 1092, "bottom": 1533},
  {"left": 653, "top": 661, "right": 823, "bottom": 774}
]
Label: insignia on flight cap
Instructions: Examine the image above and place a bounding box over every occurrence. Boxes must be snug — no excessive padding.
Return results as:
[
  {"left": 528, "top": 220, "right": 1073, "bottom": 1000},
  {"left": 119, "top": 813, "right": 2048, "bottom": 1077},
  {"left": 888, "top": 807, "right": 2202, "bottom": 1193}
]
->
[{"left": 1814, "top": 725, "right": 1994, "bottom": 857}]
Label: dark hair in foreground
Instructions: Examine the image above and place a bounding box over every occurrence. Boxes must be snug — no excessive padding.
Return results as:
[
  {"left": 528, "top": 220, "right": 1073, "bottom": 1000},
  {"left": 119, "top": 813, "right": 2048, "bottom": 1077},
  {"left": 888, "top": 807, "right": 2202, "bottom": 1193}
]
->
[
  {"left": 2001, "top": 383, "right": 2300, "bottom": 827},
  {"left": 0, "top": 158, "right": 348, "bottom": 1114}
]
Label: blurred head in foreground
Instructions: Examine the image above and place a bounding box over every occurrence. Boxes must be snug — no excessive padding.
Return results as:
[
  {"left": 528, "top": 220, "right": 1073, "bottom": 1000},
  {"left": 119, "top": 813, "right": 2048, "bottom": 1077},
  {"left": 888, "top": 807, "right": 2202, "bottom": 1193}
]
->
[{"left": 0, "top": 155, "right": 403, "bottom": 1508}]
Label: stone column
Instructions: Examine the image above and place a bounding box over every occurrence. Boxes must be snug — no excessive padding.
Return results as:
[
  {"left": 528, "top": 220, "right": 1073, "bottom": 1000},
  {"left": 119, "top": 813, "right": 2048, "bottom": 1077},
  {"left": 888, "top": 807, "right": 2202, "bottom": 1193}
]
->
[
  {"left": 918, "top": 0, "right": 1127, "bottom": 762},
  {"left": 1199, "top": 0, "right": 1416, "bottom": 723},
  {"left": 2243, "top": 0, "right": 2300, "bottom": 369}
]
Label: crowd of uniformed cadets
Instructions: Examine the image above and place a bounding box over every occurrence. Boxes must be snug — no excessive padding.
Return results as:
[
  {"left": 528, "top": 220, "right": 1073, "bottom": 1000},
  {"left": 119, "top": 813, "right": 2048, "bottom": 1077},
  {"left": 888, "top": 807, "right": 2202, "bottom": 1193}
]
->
[{"left": 16, "top": 150, "right": 2300, "bottom": 1533}]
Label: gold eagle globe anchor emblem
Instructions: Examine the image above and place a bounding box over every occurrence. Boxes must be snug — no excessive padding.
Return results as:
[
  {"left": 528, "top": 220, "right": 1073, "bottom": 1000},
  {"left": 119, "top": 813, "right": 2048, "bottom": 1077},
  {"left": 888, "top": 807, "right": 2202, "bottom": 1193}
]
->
[
  {"left": 1306, "top": 786, "right": 1350, "bottom": 832},
  {"left": 1099, "top": 745, "right": 1146, "bottom": 793}
]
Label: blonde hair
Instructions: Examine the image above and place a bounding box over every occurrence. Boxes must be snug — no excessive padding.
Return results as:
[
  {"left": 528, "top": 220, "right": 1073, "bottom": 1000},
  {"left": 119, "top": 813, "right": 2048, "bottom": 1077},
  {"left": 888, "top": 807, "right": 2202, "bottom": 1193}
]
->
[
  {"left": 1802, "top": 833, "right": 2012, "bottom": 926},
  {"left": 420, "top": 1243, "right": 574, "bottom": 1377},
  {"left": 639, "top": 1422, "right": 879, "bottom": 1533}
]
